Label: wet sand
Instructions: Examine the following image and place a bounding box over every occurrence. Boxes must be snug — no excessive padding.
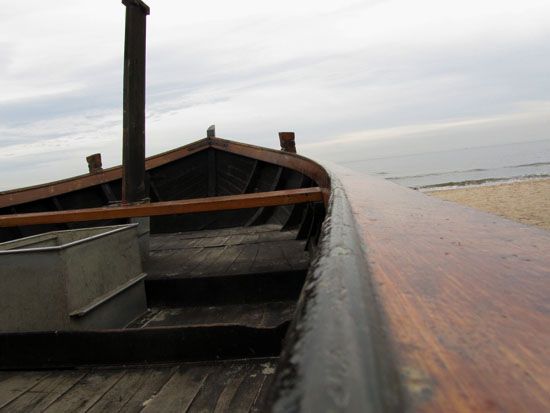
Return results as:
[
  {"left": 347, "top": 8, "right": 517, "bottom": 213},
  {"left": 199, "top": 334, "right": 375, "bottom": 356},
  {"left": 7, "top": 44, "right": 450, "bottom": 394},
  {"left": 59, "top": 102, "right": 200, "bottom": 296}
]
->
[{"left": 426, "top": 179, "right": 550, "bottom": 230}]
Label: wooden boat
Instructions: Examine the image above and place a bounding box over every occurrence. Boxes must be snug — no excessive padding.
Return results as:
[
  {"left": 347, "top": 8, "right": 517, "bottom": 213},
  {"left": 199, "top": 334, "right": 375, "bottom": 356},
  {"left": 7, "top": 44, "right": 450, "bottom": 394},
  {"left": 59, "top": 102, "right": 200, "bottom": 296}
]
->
[
  {"left": 1, "top": 1, "right": 548, "bottom": 411},
  {"left": 0, "top": 133, "right": 549, "bottom": 412}
]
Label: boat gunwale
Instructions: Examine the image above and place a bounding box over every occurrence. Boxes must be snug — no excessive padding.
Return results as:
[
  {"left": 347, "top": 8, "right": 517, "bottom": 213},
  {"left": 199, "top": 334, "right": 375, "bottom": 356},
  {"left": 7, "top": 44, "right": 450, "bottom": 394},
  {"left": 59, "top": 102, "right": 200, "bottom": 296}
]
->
[
  {"left": 0, "top": 137, "right": 331, "bottom": 209},
  {"left": 266, "top": 167, "right": 405, "bottom": 413}
]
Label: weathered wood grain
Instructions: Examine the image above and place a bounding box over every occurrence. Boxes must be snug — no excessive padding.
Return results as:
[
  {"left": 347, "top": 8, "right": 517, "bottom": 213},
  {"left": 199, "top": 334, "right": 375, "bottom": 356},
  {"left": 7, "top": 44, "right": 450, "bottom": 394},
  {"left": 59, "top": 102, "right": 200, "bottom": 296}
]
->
[
  {"left": 139, "top": 301, "right": 296, "bottom": 329},
  {"left": 0, "top": 372, "right": 49, "bottom": 410},
  {"left": 86, "top": 367, "right": 172, "bottom": 412},
  {"left": 139, "top": 364, "right": 215, "bottom": 412},
  {"left": 0, "top": 371, "right": 85, "bottom": 412},
  {"left": 146, "top": 225, "right": 309, "bottom": 280},
  {"left": 42, "top": 370, "right": 126, "bottom": 412},
  {"left": 334, "top": 165, "right": 550, "bottom": 412}
]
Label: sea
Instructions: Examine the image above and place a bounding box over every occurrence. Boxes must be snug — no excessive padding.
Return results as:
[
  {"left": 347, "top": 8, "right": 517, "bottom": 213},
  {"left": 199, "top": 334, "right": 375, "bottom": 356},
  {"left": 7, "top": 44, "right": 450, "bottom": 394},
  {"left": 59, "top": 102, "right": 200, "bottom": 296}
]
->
[{"left": 337, "top": 139, "right": 550, "bottom": 190}]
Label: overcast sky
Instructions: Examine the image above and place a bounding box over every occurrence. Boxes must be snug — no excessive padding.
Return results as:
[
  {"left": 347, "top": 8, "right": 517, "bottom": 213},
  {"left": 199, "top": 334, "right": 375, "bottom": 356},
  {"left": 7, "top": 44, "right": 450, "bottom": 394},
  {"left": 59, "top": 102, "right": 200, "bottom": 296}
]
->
[{"left": 0, "top": 0, "right": 549, "bottom": 190}]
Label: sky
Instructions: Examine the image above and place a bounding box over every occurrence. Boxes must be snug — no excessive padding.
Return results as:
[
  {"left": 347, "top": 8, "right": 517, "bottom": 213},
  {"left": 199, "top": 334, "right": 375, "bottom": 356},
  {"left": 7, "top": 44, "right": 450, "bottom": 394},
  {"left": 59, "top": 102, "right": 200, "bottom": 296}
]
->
[{"left": 0, "top": 0, "right": 549, "bottom": 190}]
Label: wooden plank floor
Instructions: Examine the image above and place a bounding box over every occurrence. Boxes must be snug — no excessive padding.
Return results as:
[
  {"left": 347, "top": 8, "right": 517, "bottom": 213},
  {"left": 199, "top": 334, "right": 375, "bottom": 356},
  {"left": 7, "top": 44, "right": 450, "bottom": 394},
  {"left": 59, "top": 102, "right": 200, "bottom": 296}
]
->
[
  {"left": 129, "top": 301, "right": 296, "bottom": 329},
  {"left": 0, "top": 358, "right": 276, "bottom": 413},
  {"left": 0, "top": 225, "right": 307, "bottom": 411},
  {"left": 147, "top": 224, "right": 309, "bottom": 279}
]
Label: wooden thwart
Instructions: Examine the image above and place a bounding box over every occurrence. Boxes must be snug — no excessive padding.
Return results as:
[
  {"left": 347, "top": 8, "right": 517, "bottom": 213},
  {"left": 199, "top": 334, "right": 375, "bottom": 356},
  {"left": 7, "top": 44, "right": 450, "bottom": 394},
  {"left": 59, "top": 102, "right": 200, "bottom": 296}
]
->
[{"left": 0, "top": 187, "right": 323, "bottom": 228}]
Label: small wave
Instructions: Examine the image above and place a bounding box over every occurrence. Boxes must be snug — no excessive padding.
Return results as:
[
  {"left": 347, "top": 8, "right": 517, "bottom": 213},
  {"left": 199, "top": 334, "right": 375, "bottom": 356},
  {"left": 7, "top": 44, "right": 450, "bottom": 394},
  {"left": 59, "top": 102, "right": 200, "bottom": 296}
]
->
[
  {"left": 507, "top": 161, "right": 550, "bottom": 169},
  {"left": 387, "top": 161, "right": 550, "bottom": 181},
  {"left": 416, "top": 174, "right": 550, "bottom": 191},
  {"left": 387, "top": 168, "right": 489, "bottom": 180}
]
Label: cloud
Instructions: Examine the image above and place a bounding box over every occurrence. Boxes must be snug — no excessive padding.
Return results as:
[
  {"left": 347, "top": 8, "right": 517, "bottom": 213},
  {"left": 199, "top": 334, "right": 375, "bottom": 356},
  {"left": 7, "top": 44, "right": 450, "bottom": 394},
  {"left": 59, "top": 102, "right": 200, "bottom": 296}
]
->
[
  {"left": 301, "top": 102, "right": 550, "bottom": 162},
  {"left": 0, "top": 0, "right": 550, "bottom": 189}
]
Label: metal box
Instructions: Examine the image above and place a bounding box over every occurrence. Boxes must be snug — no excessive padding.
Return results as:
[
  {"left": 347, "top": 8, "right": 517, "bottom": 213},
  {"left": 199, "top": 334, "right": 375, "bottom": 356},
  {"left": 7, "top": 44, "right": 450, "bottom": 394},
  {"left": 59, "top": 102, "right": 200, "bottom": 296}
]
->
[{"left": 0, "top": 224, "right": 147, "bottom": 332}]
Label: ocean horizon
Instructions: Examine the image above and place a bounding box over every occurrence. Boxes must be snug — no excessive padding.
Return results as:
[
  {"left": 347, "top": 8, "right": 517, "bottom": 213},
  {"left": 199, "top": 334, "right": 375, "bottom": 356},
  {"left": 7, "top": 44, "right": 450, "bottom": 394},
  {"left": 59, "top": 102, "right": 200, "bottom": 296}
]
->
[{"left": 337, "top": 138, "right": 550, "bottom": 190}]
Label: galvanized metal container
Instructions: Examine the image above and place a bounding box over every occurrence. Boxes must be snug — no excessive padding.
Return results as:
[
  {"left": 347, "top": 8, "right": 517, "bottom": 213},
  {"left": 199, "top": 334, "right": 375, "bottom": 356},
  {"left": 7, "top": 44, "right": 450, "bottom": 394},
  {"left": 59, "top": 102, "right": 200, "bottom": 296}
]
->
[{"left": 0, "top": 224, "right": 147, "bottom": 332}]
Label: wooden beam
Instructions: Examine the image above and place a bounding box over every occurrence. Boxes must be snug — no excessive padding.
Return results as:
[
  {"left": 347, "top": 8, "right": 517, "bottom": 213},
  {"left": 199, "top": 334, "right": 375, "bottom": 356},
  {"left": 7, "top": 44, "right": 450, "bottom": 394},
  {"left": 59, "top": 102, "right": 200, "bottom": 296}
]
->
[
  {"left": 121, "top": 0, "right": 149, "bottom": 204},
  {"left": 0, "top": 188, "right": 323, "bottom": 228}
]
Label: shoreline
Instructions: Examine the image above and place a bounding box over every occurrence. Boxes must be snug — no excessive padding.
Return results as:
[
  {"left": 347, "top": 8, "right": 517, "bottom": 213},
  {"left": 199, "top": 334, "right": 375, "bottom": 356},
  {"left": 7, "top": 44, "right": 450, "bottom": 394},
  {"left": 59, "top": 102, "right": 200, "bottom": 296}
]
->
[
  {"left": 415, "top": 175, "right": 550, "bottom": 192},
  {"left": 426, "top": 178, "right": 550, "bottom": 230}
]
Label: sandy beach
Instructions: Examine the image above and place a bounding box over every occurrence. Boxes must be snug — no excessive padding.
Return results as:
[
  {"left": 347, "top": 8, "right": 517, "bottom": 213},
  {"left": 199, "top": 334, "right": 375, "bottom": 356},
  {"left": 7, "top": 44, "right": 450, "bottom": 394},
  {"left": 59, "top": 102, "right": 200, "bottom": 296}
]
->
[{"left": 427, "top": 178, "right": 550, "bottom": 230}]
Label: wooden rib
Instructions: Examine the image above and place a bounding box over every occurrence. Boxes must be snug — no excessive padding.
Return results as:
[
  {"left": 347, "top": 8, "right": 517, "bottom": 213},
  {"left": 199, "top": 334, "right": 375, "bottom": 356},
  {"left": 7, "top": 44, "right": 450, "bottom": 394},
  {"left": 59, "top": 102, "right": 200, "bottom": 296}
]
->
[{"left": 0, "top": 188, "right": 323, "bottom": 228}]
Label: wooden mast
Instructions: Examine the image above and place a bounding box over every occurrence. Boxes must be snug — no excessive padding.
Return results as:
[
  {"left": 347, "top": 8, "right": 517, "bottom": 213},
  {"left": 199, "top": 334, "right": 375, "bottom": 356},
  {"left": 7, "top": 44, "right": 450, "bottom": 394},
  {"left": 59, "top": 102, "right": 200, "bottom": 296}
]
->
[{"left": 121, "top": 0, "right": 150, "bottom": 204}]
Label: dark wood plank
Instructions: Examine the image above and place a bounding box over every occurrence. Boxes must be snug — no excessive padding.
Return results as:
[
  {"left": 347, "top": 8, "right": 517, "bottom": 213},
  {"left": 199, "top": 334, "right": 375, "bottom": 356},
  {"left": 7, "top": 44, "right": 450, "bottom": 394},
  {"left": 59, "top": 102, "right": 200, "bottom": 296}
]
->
[
  {"left": 248, "top": 360, "right": 278, "bottom": 413},
  {"left": 0, "top": 188, "right": 324, "bottom": 227},
  {"left": 140, "top": 364, "right": 214, "bottom": 412},
  {"left": 187, "top": 363, "right": 245, "bottom": 412},
  {"left": 115, "top": 367, "right": 177, "bottom": 412},
  {"left": 146, "top": 247, "right": 206, "bottom": 278},
  {"left": 0, "top": 371, "right": 85, "bottom": 413},
  {"left": 250, "top": 241, "right": 291, "bottom": 273},
  {"left": 42, "top": 370, "right": 125, "bottom": 412},
  {"left": 197, "top": 235, "right": 231, "bottom": 248},
  {"left": 0, "top": 372, "right": 49, "bottom": 410},
  {"left": 142, "top": 301, "right": 296, "bottom": 329},
  {"left": 242, "top": 160, "right": 259, "bottom": 193},
  {"left": 246, "top": 166, "right": 282, "bottom": 226},
  {"left": 217, "top": 174, "right": 243, "bottom": 195},
  {"left": 148, "top": 172, "right": 163, "bottom": 202},
  {"left": 250, "top": 371, "right": 277, "bottom": 413},
  {"left": 227, "top": 242, "right": 259, "bottom": 275},
  {"left": 191, "top": 244, "right": 242, "bottom": 276},
  {"left": 100, "top": 183, "right": 118, "bottom": 203},
  {"left": 213, "top": 363, "right": 255, "bottom": 413},
  {"left": 208, "top": 149, "right": 217, "bottom": 196},
  {"left": 188, "top": 245, "right": 230, "bottom": 277},
  {"left": 279, "top": 239, "right": 310, "bottom": 270},
  {"left": 224, "top": 363, "right": 268, "bottom": 413},
  {"left": 190, "top": 246, "right": 235, "bottom": 276},
  {"left": 149, "top": 224, "right": 281, "bottom": 245},
  {"left": 87, "top": 366, "right": 175, "bottom": 412},
  {"left": 147, "top": 232, "right": 309, "bottom": 280}
]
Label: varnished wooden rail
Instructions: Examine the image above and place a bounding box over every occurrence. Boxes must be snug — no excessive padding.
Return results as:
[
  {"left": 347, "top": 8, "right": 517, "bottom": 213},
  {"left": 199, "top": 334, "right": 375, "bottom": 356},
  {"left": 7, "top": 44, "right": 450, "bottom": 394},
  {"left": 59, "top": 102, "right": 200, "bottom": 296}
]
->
[{"left": 0, "top": 188, "right": 323, "bottom": 228}]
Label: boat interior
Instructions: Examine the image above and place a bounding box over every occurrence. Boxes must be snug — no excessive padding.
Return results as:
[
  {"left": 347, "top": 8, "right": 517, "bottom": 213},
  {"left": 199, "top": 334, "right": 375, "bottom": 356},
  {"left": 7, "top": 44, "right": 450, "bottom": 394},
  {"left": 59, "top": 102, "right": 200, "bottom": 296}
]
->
[{"left": 0, "top": 138, "right": 329, "bottom": 411}]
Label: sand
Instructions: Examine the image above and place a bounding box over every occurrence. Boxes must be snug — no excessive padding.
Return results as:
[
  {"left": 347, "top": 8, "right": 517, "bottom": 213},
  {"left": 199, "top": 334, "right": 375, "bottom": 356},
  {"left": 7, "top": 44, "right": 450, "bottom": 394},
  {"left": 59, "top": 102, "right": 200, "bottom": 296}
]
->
[{"left": 426, "top": 179, "right": 550, "bottom": 231}]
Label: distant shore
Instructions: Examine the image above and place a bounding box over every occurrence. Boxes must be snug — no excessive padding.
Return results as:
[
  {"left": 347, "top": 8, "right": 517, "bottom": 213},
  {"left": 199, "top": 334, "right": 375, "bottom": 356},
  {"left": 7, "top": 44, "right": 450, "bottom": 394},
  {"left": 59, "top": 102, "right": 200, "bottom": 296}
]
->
[{"left": 426, "top": 178, "right": 550, "bottom": 230}]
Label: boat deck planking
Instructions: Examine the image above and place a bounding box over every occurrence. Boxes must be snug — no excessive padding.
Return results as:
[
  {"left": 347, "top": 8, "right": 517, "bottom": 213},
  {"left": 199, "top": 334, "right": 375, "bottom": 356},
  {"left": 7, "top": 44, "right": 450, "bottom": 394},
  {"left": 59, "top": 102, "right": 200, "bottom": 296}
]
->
[
  {"left": 0, "top": 224, "right": 307, "bottom": 373},
  {"left": 129, "top": 301, "right": 296, "bottom": 330},
  {"left": 0, "top": 358, "right": 277, "bottom": 413},
  {"left": 145, "top": 225, "right": 309, "bottom": 308},
  {"left": 147, "top": 224, "right": 309, "bottom": 278}
]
